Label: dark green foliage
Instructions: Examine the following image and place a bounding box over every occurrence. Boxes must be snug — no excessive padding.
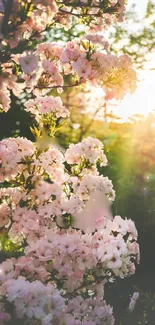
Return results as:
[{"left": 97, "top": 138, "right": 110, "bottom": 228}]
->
[{"left": 0, "top": 94, "right": 33, "bottom": 141}]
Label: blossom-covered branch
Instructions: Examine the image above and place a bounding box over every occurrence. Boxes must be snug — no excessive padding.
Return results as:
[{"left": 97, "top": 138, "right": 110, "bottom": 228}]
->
[{"left": 0, "top": 38, "right": 137, "bottom": 113}]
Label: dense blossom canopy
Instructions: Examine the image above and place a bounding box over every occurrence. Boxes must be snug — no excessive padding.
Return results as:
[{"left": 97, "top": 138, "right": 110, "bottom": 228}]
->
[{"left": 0, "top": 1, "right": 139, "bottom": 324}]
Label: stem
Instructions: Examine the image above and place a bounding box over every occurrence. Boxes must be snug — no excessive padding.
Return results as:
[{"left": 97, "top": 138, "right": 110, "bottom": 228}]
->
[
  {"left": 33, "top": 82, "right": 83, "bottom": 90},
  {"left": 59, "top": 8, "right": 102, "bottom": 17},
  {"left": 72, "top": 274, "right": 106, "bottom": 294},
  {"left": 78, "top": 105, "right": 104, "bottom": 141}
]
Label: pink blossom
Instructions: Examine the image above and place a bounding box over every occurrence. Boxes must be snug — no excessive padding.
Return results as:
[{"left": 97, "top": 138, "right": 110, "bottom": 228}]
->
[
  {"left": 0, "top": 82, "right": 11, "bottom": 112},
  {"left": 19, "top": 52, "right": 39, "bottom": 74},
  {"left": 0, "top": 202, "right": 10, "bottom": 228},
  {"left": 25, "top": 95, "right": 69, "bottom": 120},
  {"left": 2, "top": 277, "right": 65, "bottom": 323}
]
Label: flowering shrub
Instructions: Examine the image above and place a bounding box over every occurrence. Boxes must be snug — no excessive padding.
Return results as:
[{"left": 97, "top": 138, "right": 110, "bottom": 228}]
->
[
  {"left": 0, "top": 1, "right": 139, "bottom": 324},
  {"left": 0, "top": 131, "right": 139, "bottom": 324}
]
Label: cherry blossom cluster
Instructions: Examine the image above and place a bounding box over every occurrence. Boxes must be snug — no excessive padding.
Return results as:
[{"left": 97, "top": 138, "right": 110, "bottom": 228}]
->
[
  {"left": 24, "top": 221, "right": 139, "bottom": 291},
  {"left": 65, "top": 137, "right": 107, "bottom": 166},
  {"left": 0, "top": 275, "right": 114, "bottom": 324},
  {"left": 65, "top": 296, "right": 114, "bottom": 325},
  {"left": 0, "top": 0, "right": 136, "bottom": 116},
  {"left": 25, "top": 95, "right": 70, "bottom": 121},
  {"left": 0, "top": 137, "right": 35, "bottom": 181},
  {"left": 0, "top": 136, "right": 115, "bottom": 233},
  {"left": 59, "top": 40, "right": 137, "bottom": 99},
  {"left": 0, "top": 38, "right": 137, "bottom": 113},
  {"left": 0, "top": 130, "right": 139, "bottom": 323},
  {"left": 0, "top": 0, "right": 58, "bottom": 49},
  {"left": 0, "top": 65, "right": 25, "bottom": 112},
  {"left": 0, "top": 0, "right": 125, "bottom": 50},
  {"left": 0, "top": 277, "right": 65, "bottom": 325},
  {"left": 24, "top": 40, "right": 137, "bottom": 100}
]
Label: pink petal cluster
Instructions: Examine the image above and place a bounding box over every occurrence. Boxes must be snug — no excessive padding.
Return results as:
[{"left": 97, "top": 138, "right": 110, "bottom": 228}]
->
[
  {"left": 65, "top": 296, "right": 114, "bottom": 325},
  {"left": 19, "top": 52, "right": 39, "bottom": 74},
  {"left": 25, "top": 95, "right": 70, "bottom": 121},
  {"left": 0, "top": 202, "right": 10, "bottom": 228},
  {"left": 0, "top": 0, "right": 125, "bottom": 53},
  {"left": 1, "top": 35, "right": 137, "bottom": 112},
  {"left": 0, "top": 73, "right": 24, "bottom": 112},
  {"left": 1, "top": 277, "right": 65, "bottom": 325},
  {"left": 23, "top": 218, "right": 139, "bottom": 291},
  {"left": 0, "top": 137, "right": 35, "bottom": 181},
  {"left": 0, "top": 133, "right": 139, "bottom": 323},
  {"left": 65, "top": 137, "right": 107, "bottom": 167}
]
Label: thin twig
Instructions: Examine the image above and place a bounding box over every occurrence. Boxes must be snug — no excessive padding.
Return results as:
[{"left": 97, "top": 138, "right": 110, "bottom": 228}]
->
[
  {"left": 59, "top": 8, "right": 102, "bottom": 17},
  {"left": 78, "top": 105, "right": 104, "bottom": 141},
  {"left": 33, "top": 82, "right": 83, "bottom": 90}
]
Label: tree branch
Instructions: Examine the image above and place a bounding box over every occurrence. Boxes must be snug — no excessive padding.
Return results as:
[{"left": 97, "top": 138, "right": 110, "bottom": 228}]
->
[
  {"left": 59, "top": 8, "right": 102, "bottom": 17},
  {"left": 33, "top": 82, "right": 83, "bottom": 90}
]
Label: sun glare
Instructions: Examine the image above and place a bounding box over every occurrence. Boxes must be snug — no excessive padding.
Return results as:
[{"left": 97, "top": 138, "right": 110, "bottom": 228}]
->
[
  {"left": 108, "top": 0, "right": 155, "bottom": 122},
  {"left": 89, "top": 0, "right": 155, "bottom": 123},
  {"left": 127, "top": 0, "right": 148, "bottom": 18},
  {"left": 112, "top": 69, "right": 155, "bottom": 121},
  {"left": 84, "top": 0, "right": 155, "bottom": 123},
  {"left": 85, "top": 68, "right": 155, "bottom": 123}
]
